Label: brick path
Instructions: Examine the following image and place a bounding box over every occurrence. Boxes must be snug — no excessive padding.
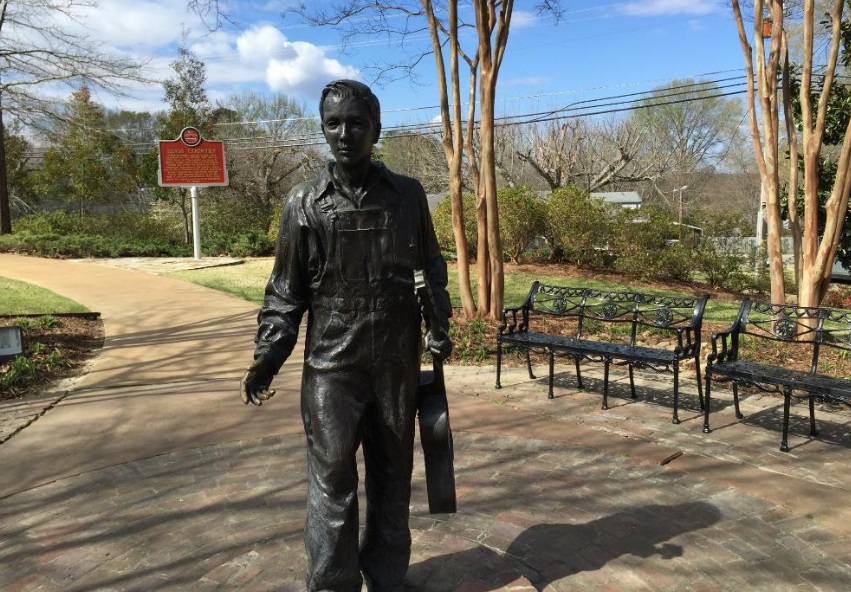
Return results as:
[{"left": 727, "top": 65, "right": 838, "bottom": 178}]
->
[{"left": 1, "top": 254, "right": 850, "bottom": 591}]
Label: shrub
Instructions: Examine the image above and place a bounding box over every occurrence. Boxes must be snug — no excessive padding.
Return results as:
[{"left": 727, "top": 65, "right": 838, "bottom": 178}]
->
[
  {"left": 656, "top": 243, "right": 695, "bottom": 282},
  {"left": 544, "top": 186, "right": 613, "bottom": 268},
  {"left": 205, "top": 231, "right": 275, "bottom": 257},
  {"left": 267, "top": 202, "right": 285, "bottom": 242},
  {"left": 14, "top": 210, "right": 182, "bottom": 242},
  {"left": 692, "top": 211, "right": 751, "bottom": 290},
  {"left": 430, "top": 193, "right": 478, "bottom": 259},
  {"left": 609, "top": 208, "right": 678, "bottom": 280},
  {"left": 498, "top": 187, "right": 547, "bottom": 264},
  {"left": 824, "top": 285, "right": 851, "bottom": 309},
  {"left": 0, "top": 231, "right": 191, "bottom": 258},
  {"left": 201, "top": 196, "right": 271, "bottom": 240}
]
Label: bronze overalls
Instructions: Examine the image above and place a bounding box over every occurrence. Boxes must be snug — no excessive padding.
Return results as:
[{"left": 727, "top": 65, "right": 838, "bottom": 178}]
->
[{"left": 302, "top": 190, "right": 421, "bottom": 592}]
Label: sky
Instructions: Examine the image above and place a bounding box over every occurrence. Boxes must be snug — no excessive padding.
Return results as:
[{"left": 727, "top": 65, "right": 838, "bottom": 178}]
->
[{"left": 58, "top": 0, "right": 748, "bottom": 132}]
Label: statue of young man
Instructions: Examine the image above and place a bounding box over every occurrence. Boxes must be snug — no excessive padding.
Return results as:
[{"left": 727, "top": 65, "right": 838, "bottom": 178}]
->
[{"left": 239, "top": 79, "right": 452, "bottom": 592}]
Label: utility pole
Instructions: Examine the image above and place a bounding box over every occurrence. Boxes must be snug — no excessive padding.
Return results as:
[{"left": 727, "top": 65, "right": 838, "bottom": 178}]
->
[{"left": 674, "top": 185, "right": 688, "bottom": 238}]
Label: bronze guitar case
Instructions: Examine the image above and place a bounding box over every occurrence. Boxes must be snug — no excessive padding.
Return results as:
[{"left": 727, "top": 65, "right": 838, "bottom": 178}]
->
[{"left": 415, "top": 270, "right": 457, "bottom": 514}]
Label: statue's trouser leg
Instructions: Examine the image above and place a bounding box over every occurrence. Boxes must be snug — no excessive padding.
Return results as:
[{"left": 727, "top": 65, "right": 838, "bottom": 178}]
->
[
  {"left": 301, "top": 357, "right": 418, "bottom": 592},
  {"left": 302, "top": 368, "right": 365, "bottom": 592},
  {"left": 359, "top": 363, "right": 418, "bottom": 592}
]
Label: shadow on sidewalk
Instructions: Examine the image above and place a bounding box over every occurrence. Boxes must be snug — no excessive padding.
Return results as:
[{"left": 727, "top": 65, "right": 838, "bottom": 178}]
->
[{"left": 407, "top": 501, "right": 721, "bottom": 591}]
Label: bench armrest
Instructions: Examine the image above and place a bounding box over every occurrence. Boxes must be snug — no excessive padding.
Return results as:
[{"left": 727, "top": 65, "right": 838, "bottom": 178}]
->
[
  {"left": 499, "top": 305, "right": 529, "bottom": 334},
  {"left": 499, "top": 282, "right": 542, "bottom": 334},
  {"left": 673, "top": 326, "right": 700, "bottom": 357},
  {"left": 706, "top": 327, "right": 737, "bottom": 365}
]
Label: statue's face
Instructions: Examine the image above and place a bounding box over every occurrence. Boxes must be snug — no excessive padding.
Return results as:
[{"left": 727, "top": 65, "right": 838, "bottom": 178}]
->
[{"left": 321, "top": 94, "right": 377, "bottom": 169}]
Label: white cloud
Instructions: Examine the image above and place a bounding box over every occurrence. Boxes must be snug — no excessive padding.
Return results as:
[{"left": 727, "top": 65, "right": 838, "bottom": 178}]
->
[
  {"left": 266, "top": 40, "right": 360, "bottom": 98},
  {"left": 512, "top": 11, "right": 539, "bottom": 28},
  {"left": 9, "top": 3, "right": 361, "bottom": 112},
  {"left": 79, "top": 0, "right": 201, "bottom": 48},
  {"left": 621, "top": 0, "right": 722, "bottom": 17},
  {"left": 222, "top": 25, "right": 359, "bottom": 98}
]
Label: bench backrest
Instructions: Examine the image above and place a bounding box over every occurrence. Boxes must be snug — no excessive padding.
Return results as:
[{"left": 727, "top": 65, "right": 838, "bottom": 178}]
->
[
  {"left": 733, "top": 299, "right": 851, "bottom": 375},
  {"left": 527, "top": 283, "right": 708, "bottom": 346}
]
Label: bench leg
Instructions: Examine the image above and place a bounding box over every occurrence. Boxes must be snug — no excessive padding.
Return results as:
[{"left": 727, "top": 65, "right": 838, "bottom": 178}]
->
[
  {"left": 732, "top": 383, "right": 743, "bottom": 419},
  {"left": 780, "top": 387, "right": 792, "bottom": 453},
  {"left": 495, "top": 341, "right": 503, "bottom": 389},
  {"left": 672, "top": 363, "right": 680, "bottom": 425},
  {"left": 548, "top": 350, "right": 555, "bottom": 400},
  {"left": 526, "top": 349, "right": 536, "bottom": 380},
  {"left": 702, "top": 371, "right": 712, "bottom": 433},
  {"left": 574, "top": 356, "right": 583, "bottom": 389},
  {"left": 694, "top": 354, "right": 704, "bottom": 410},
  {"left": 602, "top": 359, "right": 610, "bottom": 410},
  {"left": 809, "top": 397, "right": 819, "bottom": 436},
  {"left": 628, "top": 365, "right": 637, "bottom": 399}
]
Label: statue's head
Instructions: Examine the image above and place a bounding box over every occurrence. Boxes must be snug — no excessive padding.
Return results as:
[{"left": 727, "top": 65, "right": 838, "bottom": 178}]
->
[{"left": 319, "top": 80, "right": 381, "bottom": 144}]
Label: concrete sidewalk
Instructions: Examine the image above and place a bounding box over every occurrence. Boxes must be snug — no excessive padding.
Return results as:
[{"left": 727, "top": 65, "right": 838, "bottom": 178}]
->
[{"left": 1, "top": 254, "right": 850, "bottom": 591}]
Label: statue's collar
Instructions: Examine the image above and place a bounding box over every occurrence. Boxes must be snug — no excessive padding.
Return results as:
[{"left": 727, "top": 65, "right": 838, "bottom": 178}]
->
[{"left": 316, "top": 161, "right": 399, "bottom": 201}]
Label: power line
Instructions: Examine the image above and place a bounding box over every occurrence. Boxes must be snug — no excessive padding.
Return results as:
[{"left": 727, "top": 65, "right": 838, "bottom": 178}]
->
[{"left": 22, "top": 76, "right": 756, "bottom": 157}]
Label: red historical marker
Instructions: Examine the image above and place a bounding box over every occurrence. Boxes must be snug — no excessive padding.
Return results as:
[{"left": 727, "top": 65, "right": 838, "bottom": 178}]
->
[{"left": 158, "top": 127, "right": 228, "bottom": 187}]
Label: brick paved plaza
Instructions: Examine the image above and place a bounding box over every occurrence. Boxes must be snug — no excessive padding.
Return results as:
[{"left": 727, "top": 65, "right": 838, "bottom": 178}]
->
[{"left": 1, "top": 254, "right": 850, "bottom": 591}]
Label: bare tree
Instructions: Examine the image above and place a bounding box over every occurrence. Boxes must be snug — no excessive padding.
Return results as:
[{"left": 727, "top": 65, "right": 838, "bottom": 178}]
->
[
  {"left": 289, "top": 0, "right": 563, "bottom": 319},
  {"left": 376, "top": 130, "right": 449, "bottom": 193},
  {"left": 0, "top": 0, "right": 149, "bottom": 234},
  {"left": 216, "top": 91, "right": 322, "bottom": 213},
  {"left": 505, "top": 117, "right": 671, "bottom": 192},
  {"left": 733, "top": 0, "right": 851, "bottom": 307}
]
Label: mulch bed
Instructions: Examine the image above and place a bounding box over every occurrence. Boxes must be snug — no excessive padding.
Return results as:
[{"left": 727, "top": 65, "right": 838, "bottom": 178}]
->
[{"left": 0, "top": 315, "right": 105, "bottom": 400}]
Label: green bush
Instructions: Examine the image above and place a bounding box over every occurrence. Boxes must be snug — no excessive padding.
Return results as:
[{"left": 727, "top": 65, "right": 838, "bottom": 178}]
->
[
  {"left": 656, "top": 243, "right": 695, "bottom": 282},
  {"left": 268, "top": 202, "right": 285, "bottom": 242},
  {"left": 430, "top": 193, "right": 478, "bottom": 259},
  {"left": 204, "top": 231, "right": 274, "bottom": 257},
  {"left": 201, "top": 196, "right": 272, "bottom": 240},
  {"left": 692, "top": 211, "right": 751, "bottom": 290},
  {"left": 0, "top": 231, "right": 191, "bottom": 258},
  {"left": 610, "top": 208, "right": 682, "bottom": 280},
  {"left": 544, "top": 186, "right": 613, "bottom": 268},
  {"left": 14, "top": 210, "right": 182, "bottom": 242},
  {"left": 498, "top": 187, "right": 547, "bottom": 264}
]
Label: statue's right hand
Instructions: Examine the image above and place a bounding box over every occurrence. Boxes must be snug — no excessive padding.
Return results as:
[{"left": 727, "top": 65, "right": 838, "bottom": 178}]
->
[{"left": 240, "top": 357, "right": 278, "bottom": 406}]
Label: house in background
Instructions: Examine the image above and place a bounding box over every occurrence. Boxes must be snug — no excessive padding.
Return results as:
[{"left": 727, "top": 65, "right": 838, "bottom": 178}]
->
[
  {"left": 427, "top": 190, "right": 643, "bottom": 211},
  {"left": 426, "top": 193, "right": 446, "bottom": 211},
  {"left": 590, "top": 191, "right": 642, "bottom": 209}
]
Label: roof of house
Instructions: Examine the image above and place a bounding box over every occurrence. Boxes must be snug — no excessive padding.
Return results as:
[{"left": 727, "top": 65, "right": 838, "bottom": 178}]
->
[{"left": 590, "top": 191, "right": 642, "bottom": 205}]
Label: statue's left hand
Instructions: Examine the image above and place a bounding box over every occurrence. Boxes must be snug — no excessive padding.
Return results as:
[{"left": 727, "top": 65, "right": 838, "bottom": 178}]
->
[
  {"left": 426, "top": 328, "right": 453, "bottom": 361},
  {"left": 240, "top": 357, "right": 278, "bottom": 406}
]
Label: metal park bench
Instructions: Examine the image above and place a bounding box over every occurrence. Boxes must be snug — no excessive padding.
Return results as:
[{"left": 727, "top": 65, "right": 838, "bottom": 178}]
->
[
  {"left": 703, "top": 299, "right": 851, "bottom": 452},
  {"left": 496, "top": 282, "right": 710, "bottom": 424}
]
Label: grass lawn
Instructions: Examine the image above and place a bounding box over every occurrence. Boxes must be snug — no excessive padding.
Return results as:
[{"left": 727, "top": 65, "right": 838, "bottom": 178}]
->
[
  {"left": 0, "top": 276, "right": 90, "bottom": 315},
  {"left": 166, "top": 258, "right": 274, "bottom": 304},
  {"left": 166, "top": 258, "right": 744, "bottom": 324}
]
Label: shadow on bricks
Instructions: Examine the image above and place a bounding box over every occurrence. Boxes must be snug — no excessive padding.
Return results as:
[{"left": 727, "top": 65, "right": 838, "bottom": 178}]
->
[{"left": 406, "top": 502, "right": 721, "bottom": 591}]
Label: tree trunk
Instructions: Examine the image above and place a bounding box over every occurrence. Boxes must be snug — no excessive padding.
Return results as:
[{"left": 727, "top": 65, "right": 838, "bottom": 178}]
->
[
  {"left": 463, "top": 66, "right": 488, "bottom": 317},
  {"left": 179, "top": 189, "right": 191, "bottom": 244},
  {"left": 424, "top": 0, "right": 475, "bottom": 318},
  {"left": 0, "top": 101, "right": 11, "bottom": 235},
  {"left": 479, "top": 70, "right": 503, "bottom": 319},
  {"left": 782, "top": 33, "right": 802, "bottom": 292},
  {"left": 733, "top": 0, "right": 787, "bottom": 305}
]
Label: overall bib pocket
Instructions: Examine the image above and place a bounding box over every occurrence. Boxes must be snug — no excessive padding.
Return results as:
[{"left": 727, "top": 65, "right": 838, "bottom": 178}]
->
[{"left": 336, "top": 209, "right": 396, "bottom": 284}]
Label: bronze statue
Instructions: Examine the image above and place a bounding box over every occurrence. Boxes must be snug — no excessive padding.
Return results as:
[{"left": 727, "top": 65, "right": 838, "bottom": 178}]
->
[{"left": 240, "top": 79, "right": 452, "bottom": 592}]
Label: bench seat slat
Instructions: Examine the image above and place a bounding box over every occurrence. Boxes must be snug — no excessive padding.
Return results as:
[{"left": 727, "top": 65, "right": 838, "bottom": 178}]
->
[{"left": 710, "top": 360, "right": 851, "bottom": 399}]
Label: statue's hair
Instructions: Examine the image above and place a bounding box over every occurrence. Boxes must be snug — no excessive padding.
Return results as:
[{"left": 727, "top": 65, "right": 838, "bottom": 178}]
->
[{"left": 319, "top": 80, "right": 381, "bottom": 141}]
